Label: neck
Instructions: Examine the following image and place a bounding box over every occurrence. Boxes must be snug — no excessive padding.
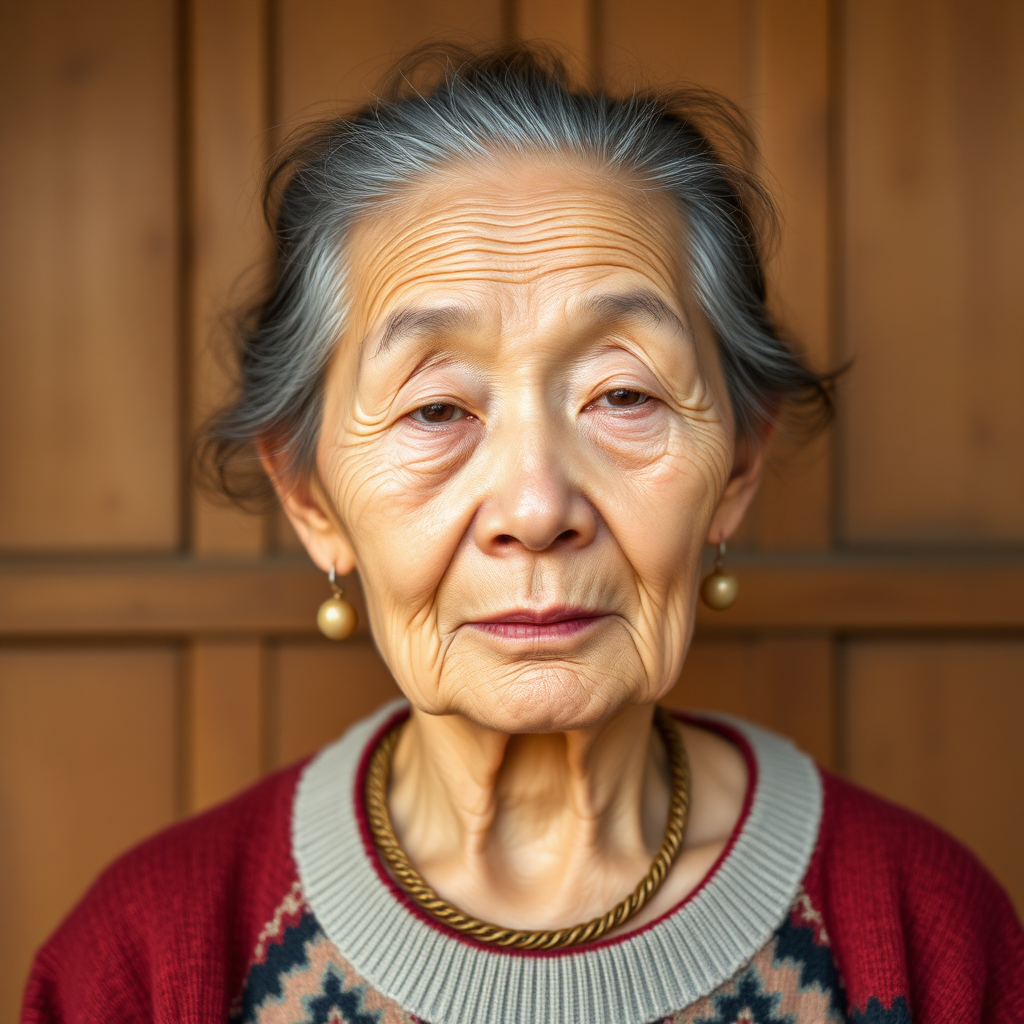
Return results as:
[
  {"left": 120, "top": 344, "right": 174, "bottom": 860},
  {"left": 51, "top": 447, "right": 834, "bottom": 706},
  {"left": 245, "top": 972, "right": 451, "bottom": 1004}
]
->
[{"left": 387, "top": 703, "right": 671, "bottom": 930}]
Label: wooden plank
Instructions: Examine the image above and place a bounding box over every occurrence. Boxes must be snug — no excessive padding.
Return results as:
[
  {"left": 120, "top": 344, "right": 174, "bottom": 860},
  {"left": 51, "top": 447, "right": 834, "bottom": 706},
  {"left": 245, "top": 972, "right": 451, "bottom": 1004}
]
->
[
  {"left": 601, "top": 0, "right": 749, "bottom": 99},
  {"left": 0, "top": 646, "right": 179, "bottom": 1022},
  {"left": 0, "top": 0, "right": 179, "bottom": 551},
  {"left": 2, "top": 555, "right": 1024, "bottom": 635},
  {"left": 0, "top": 559, "right": 361, "bottom": 636},
  {"left": 664, "top": 636, "right": 835, "bottom": 768},
  {"left": 275, "top": 0, "right": 503, "bottom": 124},
  {"left": 841, "top": 0, "right": 1024, "bottom": 543},
  {"left": 188, "top": 0, "right": 270, "bottom": 555},
  {"left": 739, "top": 0, "right": 832, "bottom": 551},
  {"left": 514, "top": 0, "right": 594, "bottom": 69},
  {"left": 187, "top": 639, "right": 263, "bottom": 812},
  {"left": 268, "top": 638, "right": 400, "bottom": 767},
  {"left": 844, "top": 638, "right": 1024, "bottom": 913},
  {"left": 691, "top": 558, "right": 1024, "bottom": 630}
]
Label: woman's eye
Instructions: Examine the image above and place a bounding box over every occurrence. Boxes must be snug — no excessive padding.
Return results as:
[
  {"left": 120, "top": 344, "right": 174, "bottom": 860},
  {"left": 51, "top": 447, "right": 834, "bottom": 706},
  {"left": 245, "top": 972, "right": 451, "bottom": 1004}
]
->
[
  {"left": 599, "top": 388, "right": 651, "bottom": 408},
  {"left": 409, "top": 403, "right": 467, "bottom": 424}
]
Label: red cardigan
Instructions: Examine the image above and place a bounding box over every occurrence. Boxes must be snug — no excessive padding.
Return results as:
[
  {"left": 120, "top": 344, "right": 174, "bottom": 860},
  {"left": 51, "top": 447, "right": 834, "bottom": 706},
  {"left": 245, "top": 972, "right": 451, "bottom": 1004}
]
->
[{"left": 20, "top": 762, "right": 1024, "bottom": 1023}]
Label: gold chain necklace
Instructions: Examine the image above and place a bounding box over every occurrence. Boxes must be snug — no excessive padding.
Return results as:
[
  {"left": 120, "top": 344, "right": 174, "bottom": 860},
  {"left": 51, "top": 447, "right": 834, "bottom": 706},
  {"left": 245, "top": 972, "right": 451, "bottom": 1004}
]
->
[{"left": 364, "top": 705, "right": 690, "bottom": 951}]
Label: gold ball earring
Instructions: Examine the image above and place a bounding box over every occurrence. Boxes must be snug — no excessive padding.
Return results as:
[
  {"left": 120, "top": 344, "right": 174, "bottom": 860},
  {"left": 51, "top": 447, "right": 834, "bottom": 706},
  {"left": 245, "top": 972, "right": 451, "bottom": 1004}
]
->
[
  {"left": 317, "top": 567, "right": 358, "bottom": 640},
  {"left": 701, "top": 540, "right": 738, "bottom": 610}
]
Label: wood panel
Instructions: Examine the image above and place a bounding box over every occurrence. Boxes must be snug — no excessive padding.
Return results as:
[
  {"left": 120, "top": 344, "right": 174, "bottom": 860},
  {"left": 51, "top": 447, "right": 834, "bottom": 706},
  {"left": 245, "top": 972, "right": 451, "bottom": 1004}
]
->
[
  {"left": 268, "top": 637, "right": 400, "bottom": 767},
  {"left": 0, "top": 0, "right": 180, "bottom": 551},
  {"left": 275, "top": 0, "right": 503, "bottom": 124},
  {"left": 841, "top": 0, "right": 1024, "bottom": 543},
  {"left": 0, "top": 646, "right": 180, "bottom": 1022},
  {"left": 601, "top": 0, "right": 750, "bottom": 100},
  {"left": 188, "top": 0, "right": 270, "bottom": 556},
  {"left": 742, "top": 0, "right": 832, "bottom": 550},
  {"left": 187, "top": 639, "right": 263, "bottom": 812},
  {"left": 184, "top": 0, "right": 274, "bottom": 827},
  {"left": 843, "top": 639, "right": 1024, "bottom": 913},
  {"left": 515, "top": 0, "right": 593, "bottom": 66},
  {"left": 665, "top": 636, "right": 835, "bottom": 768}
]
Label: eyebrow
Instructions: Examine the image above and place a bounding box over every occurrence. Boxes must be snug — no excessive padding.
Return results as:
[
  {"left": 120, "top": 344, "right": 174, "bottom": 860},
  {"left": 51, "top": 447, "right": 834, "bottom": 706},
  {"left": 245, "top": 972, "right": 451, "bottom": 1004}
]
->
[
  {"left": 580, "top": 288, "right": 688, "bottom": 336},
  {"left": 369, "top": 287, "right": 685, "bottom": 359},
  {"left": 370, "top": 304, "right": 476, "bottom": 358}
]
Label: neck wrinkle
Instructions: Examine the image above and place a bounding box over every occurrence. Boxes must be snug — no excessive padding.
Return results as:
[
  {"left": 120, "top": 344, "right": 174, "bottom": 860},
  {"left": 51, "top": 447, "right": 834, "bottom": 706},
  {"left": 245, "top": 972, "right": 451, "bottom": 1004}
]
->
[{"left": 388, "top": 703, "right": 667, "bottom": 902}]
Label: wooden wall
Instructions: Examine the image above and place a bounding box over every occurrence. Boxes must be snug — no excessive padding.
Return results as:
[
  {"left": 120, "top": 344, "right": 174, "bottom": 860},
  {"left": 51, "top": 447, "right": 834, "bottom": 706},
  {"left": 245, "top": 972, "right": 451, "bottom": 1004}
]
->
[{"left": 2, "top": 0, "right": 1022, "bottom": 1016}]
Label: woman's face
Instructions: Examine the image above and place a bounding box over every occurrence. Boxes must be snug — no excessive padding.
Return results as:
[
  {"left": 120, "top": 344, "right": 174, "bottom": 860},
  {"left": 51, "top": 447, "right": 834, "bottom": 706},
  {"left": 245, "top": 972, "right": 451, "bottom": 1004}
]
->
[{"left": 287, "top": 154, "right": 761, "bottom": 733}]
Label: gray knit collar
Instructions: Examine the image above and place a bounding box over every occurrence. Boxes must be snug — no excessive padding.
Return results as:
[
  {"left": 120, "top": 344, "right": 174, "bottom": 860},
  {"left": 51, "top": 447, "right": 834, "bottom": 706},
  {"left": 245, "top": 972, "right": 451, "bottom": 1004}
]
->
[{"left": 293, "top": 701, "right": 822, "bottom": 1024}]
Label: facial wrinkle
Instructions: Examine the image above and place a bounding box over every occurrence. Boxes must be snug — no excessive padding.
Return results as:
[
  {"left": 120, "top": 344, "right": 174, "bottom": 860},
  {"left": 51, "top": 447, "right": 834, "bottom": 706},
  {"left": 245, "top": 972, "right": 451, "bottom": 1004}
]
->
[{"left": 301, "top": 152, "right": 753, "bottom": 932}]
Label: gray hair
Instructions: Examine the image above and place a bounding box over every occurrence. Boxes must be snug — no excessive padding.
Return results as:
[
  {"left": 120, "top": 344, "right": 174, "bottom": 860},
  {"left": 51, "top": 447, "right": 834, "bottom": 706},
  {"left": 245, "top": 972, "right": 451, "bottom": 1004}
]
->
[{"left": 200, "top": 44, "right": 833, "bottom": 506}]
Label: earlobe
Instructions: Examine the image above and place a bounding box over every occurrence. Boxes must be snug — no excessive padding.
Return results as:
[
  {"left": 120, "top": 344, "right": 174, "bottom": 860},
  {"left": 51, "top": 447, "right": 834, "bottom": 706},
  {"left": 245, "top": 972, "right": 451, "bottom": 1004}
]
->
[{"left": 258, "top": 442, "right": 357, "bottom": 576}]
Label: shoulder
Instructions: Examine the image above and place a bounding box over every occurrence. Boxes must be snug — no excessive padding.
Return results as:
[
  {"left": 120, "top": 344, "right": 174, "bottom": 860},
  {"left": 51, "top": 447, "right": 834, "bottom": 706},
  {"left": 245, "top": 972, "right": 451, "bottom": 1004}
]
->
[
  {"left": 77, "top": 758, "right": 302, "bottom": 931},
  {"left": 806, "top": 770, "right": 1024, "bottom": 1023},
  {"left": 812, "top": 770, "right": 1012, "bottom": 911},
  {"left": 21, "top": 762, "right": 305, "bottom": 1024}
]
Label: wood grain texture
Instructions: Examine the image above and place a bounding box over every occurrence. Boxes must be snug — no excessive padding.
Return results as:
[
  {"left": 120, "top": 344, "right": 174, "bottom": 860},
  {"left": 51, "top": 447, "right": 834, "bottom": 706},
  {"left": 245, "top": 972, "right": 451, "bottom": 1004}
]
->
[
  {"left": 275, "top": 0, "right": 503, "bottom": 125},
  {"left": 0, "top": 0, "right": 179, "bottom": 551},
  {"left": 514, "top": 0, "right": 593, "bottom": 66},
  {"left": 269, "top": 638, "right": 400, "bottom": 767},
  {"left": 188, "top": 0, "right": 270, "bottom": 555},
  {"left": 740, "top": 0, "right": 833, "bottom": 550},
  {"left": 841, "top": 0, "right": 1024, "bottom": 543},
  {"left": 665, "top": 636, "right": 835, "bottom": 768},
  {"left": 843, "top": 639, "right": 1024, "bottom": 912},
  {"left": 0, "top": 560, "right": 364, "bottom": 636},
  {"left": 601, "top": 0, "right": 750, "bottom": 100},
  {"left": 0, "top": 646, "right": 180, "bottom": 1022},
  {"left": 187, "top": 639, "right": 263, "bottom": 811}
]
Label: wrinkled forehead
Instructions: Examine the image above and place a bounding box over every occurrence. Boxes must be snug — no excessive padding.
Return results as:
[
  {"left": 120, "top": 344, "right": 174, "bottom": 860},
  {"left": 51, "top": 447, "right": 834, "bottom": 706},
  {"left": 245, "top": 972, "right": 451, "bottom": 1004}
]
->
[{"left": 342, "top": 153, "right": 692, "bottom": 341}]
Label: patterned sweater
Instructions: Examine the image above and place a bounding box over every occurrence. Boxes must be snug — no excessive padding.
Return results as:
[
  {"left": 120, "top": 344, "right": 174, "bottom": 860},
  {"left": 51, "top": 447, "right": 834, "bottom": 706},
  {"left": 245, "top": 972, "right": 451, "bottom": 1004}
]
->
[{"left": 21, "top": 703, "right": 1024, "bottom": 1024}]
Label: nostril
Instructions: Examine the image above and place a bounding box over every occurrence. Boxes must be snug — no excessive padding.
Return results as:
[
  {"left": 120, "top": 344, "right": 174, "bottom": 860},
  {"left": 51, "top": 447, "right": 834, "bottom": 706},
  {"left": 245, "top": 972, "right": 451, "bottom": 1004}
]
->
[
  {"left": 495, "top": 534, "right": 515, "bottom": 545},
  {"left": 556, "top": 530, "right": 577, "bottom": 543}
]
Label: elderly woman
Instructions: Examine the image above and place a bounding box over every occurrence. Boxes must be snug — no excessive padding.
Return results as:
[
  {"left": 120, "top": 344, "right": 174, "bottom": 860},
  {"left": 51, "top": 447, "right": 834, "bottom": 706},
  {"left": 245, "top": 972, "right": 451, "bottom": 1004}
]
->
[{"left": 23, "top": 46, "right": 1023, "bottom": 1024}]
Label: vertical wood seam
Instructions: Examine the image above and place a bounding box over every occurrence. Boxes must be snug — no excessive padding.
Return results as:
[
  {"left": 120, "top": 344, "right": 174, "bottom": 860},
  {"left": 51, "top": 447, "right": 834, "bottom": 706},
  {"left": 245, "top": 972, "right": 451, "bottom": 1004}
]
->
[
  {"left": 827, "top": 0, "right": 847, "bottom": 550},
  {"left": 176, "top": 641, "right": 192, "bottom": 818},
  {"left": 177, "top": 0, "right": 195, "bottom": 555}
]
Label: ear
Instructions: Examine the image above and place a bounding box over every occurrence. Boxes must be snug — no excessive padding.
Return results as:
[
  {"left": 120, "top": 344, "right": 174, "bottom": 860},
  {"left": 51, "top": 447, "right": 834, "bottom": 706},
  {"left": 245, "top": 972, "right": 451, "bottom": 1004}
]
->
[
  {"left": 259, "top": 441, "right": 356, "bottom": 576},
  {"left": 706, "top": 427, "right": 771, "bottom": 546}
]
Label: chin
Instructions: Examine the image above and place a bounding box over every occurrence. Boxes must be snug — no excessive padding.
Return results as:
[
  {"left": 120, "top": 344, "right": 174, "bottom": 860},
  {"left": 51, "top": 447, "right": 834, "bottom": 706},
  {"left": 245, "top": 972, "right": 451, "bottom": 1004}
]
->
[{"left": 453, "top": 665, "right": 629, "bottom": 735}]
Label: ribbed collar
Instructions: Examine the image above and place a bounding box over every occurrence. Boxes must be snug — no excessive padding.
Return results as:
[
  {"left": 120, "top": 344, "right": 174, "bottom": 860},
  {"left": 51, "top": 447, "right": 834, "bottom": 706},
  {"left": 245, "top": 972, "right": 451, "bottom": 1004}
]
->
[{"left": 293, "top": 701, "right": 822, "bottom": 1024}]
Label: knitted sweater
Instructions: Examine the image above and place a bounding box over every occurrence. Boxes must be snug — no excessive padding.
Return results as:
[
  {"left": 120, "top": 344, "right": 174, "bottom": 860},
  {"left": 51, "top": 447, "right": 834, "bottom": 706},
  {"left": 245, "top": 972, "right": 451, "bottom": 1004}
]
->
[{"left": 21, "top": 703, "right": 1024, "bottom": 1024}]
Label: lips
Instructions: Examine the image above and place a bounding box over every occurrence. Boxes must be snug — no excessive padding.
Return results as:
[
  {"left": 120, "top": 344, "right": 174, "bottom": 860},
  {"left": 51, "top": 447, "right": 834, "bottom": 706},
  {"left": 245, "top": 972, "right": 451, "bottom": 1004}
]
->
[
  {"left": 473, "top": 607, "right": 602, "bottom": 625},
  {"left": 467, "top": 607, "right": 607, "bottom": 640}
]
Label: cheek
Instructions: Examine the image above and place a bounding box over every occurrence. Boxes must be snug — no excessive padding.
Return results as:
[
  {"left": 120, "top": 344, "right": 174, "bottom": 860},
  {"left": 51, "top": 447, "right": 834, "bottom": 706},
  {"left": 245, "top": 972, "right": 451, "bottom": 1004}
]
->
[
  {"left": 593, "top": 416, "right": 732, "bottom": 591},
  {"left": 325, "top": 417, "right": 482, "bottom": 626}
]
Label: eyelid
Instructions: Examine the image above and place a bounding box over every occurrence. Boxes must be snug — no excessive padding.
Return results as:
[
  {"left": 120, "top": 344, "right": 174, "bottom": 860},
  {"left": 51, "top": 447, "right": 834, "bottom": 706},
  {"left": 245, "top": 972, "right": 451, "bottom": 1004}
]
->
[
  {"left": 593, "top": 388, "right": 653, "bottom": 408},
  {"left": 407, "top": 401, "right": 472, "bottom": 425},
  {"left": 585, "top": 380, "right": 657, "bottom": 405}
]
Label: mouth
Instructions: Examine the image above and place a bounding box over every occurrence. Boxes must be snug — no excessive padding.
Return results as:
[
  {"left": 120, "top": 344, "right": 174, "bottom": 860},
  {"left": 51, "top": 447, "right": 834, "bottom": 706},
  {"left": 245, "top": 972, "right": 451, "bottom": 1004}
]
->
[{"left": 466, "top": 607, "right": 608, "bottom": 641}]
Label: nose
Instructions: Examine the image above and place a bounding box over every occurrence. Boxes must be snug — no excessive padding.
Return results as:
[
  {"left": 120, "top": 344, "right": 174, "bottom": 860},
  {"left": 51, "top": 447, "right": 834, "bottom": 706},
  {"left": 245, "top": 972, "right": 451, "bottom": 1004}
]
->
[{"left": 473, "top": 421, "right": 598, "bottom": 554}]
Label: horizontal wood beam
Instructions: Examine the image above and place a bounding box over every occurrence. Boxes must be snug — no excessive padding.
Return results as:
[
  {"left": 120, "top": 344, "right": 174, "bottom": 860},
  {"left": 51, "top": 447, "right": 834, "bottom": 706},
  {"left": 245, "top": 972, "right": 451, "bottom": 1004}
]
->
[
  {"left": 1, "top": 555, "right": 1022, "bottom": 637},
  {"left": 0, "top": 558, "right": 346, "bottom": 638}
]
